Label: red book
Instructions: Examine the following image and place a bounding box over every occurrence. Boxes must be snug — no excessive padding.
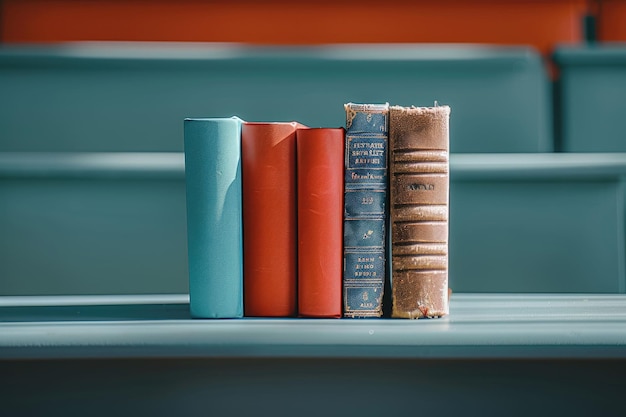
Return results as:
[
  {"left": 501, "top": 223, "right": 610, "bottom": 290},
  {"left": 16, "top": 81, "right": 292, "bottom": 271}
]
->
[
  {"left": 297, "top": 128, "right": 344, "bottom": 318},
  {"left": 242, "top": 122, "right": 302, "bottom": 317}
]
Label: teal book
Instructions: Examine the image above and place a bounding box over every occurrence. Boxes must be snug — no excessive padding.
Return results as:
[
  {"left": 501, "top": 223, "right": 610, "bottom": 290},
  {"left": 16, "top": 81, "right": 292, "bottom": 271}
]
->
[
  {"left": 343, "top": 103, "right": 389, "bottom": 317},
  {"left": 184, "top": 117, "right": 243, "bottom": 318}
]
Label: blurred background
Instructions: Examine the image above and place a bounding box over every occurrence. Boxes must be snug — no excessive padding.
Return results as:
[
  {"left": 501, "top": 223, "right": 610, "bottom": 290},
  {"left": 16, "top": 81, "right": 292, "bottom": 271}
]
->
[{"left": 0, "top": 0, "right": 625, "bottom": 296}]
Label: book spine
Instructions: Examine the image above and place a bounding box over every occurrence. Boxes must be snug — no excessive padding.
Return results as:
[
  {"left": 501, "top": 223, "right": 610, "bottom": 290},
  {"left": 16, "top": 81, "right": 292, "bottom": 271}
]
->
[
  {"left": 342, "top": 103, "right": 389, "bottom": 318},
  {"left": 389, "top": 105, "right": 450, "bottom": 319},
  {"left": 297, "top": 127, "right": 344, "bottom": 318},
  {"left": 184, "top": 117, "right": 243, "bottom": 318},
  {"left": 242, "top": 122, "right": 301, "bottom": 317}
]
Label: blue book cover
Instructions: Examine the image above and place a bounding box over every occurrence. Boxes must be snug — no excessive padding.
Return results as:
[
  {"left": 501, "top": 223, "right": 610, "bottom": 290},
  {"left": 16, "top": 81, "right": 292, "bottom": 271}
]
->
[
  {"left": 184, "top": 117, "right": 243, "bottom": 318},
  {"left": 343, "top": 103, "right": 389, "bottom": 317}
]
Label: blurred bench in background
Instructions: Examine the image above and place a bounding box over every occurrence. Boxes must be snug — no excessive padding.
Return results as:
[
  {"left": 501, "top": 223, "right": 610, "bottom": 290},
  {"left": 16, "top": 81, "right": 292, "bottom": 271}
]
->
[
  {"left": 2, "top": 152, "right": 625, "bottom": 296},
  {"left": 0, "top": 153, "right": 187, "bottom": 295},
  {"left": 554, "top": 45, "right": 626, "bottom": 152},
  {"left": 0, "top": 41, "right": 625, "bottom": 296},
  {"left": 450, "top": 153, "right": 626, "bottom": 293},
  {"left": 0, "top": 43, "right": 552, "bottom": 153}
]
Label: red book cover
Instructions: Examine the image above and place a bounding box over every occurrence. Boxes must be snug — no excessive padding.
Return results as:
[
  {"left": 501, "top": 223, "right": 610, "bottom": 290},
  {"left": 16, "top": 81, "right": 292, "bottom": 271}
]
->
[
  {"left": 242, "top": 122, "right": 302, "bottom": 317},
  {"left": 297, "top": 128, "right": 344, "bottom": 318}
]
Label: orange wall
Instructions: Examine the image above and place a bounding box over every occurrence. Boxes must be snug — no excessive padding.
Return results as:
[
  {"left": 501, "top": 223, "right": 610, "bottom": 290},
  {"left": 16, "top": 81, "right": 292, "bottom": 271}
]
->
[
  {"left": 1, "top": 0, "right": 589, "bottom": 55},
  {"left": 598, "top": 0, "right": 626, "bottom": 41}
]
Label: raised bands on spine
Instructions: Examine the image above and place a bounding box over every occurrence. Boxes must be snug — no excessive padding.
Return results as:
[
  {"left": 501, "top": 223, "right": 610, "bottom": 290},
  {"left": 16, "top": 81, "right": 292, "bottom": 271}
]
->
[
  {"left": 392, "top": 205, "right": 448, "bottom": 222},
  {"left": 392, "top": 255, "right": 448, "bottom": 271},
  {"left": 391, "top": 162, "right": 448, "bottom": 174},
  {"left": 392, "top": 150, "right": 449, "bottom": 162},
  {"left": 392, "top": 243, "right": 448, "bottom": 256}
]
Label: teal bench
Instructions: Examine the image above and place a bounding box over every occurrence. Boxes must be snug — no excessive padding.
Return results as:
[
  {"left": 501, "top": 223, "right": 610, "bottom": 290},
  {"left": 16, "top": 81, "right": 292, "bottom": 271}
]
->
[
  {"left": 0, "top": 43, "right": 551, "bottom": 153},
  {"left": 450, "top": 153, "right": 626, "bottom": 293},
  {"left": 0, "top": 153, "right": 187, "bottom": 295},
  {"left": 0, "top": 293, "right": 625, "bottom": 416},
  {"left": 554, "top": 45, "right": 626, "bottom": 152},
  {"left": 1, "top": 152, "right": 624, "bottom": 296}
]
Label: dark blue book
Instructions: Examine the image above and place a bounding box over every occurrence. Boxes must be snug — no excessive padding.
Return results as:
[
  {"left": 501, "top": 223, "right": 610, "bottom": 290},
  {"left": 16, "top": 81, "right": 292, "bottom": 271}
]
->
[
  {"left": 184, "top": 117, "right": 243, "bottom": 318},
  {"left": 342, "top": 103, "right": 389, "bottom": 317}
]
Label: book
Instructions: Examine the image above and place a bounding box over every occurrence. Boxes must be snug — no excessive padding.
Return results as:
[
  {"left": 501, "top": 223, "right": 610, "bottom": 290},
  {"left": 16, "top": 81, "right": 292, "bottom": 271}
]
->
[
  {"left": 184, "top": 117, "right": 244, "bottom": 318},
  {"left": 342, "top": 103, "right": 389, "bottom": 318},
  {"left": 297, "top": 127, "right": 344, "bottom": 318},
  {"left": 241, "top": 122, "right": 303, "bottom": 317},
  {"left": 389, "top": 105, "right": 451, "bottom": 319}
]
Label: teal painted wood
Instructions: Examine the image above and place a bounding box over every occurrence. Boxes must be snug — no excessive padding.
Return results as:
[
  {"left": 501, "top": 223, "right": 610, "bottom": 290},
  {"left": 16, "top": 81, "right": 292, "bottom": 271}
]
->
[
  {"left": 3, "top": 295, "right": 626, "bottom": 416},
  {"left": 2, "top": 358, "right": 625, "bottom": 417},
  {"left": 184, "top": 117, "right": 243, "bottom": 318},
  {"left": 554, "top": 45, "right": 626, "bottom": 152},
  {"left": 1, "top": 152, "right": 625, "bottom": 296},
  {"left": 0, "top": 154, "right": 188, "bottom": 296},
  {"left": 450, "top": 153, "right": 626, "bottom": 293},
  {"left": 0, "top": 43, "right": 551, "bottom": 153},
  {"left": 1, "top": 293, "right": 626, "bottom": 359}
]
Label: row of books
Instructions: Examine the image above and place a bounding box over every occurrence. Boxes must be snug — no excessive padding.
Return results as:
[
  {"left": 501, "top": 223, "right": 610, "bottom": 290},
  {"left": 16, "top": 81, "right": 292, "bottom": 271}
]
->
[{"left": 184, "top": 103, "right": 450, "bottom": 319}]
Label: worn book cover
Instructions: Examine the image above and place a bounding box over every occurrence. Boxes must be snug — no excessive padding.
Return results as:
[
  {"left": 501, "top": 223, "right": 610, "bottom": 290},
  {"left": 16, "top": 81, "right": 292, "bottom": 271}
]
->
[
  {"left": 389, "top": 105, "right": 450, "bottom": 318},
  {"left": 184, "top": 117, "right": 243, "bottom": 318},
  {"left": 343, "top": 103, "right": 389, "bottom": 318},
  {"left": 242, "top": 121, "right": 303, "bottom": 317},
  {"left": 297, "top": 127, "right": 344, "bottom": 318}
]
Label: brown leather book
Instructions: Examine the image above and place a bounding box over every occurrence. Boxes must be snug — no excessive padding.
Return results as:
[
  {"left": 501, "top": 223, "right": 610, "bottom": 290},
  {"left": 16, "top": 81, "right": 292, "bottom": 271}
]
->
[
  {"left": 389, "top": 105, "right": 450, "bottom": 318},
  {"left": 297, "top": 127, "right": 344, "bottom": 318},
  {"left": 242, "top": 122, "right": 303, "bottom": 317}
]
